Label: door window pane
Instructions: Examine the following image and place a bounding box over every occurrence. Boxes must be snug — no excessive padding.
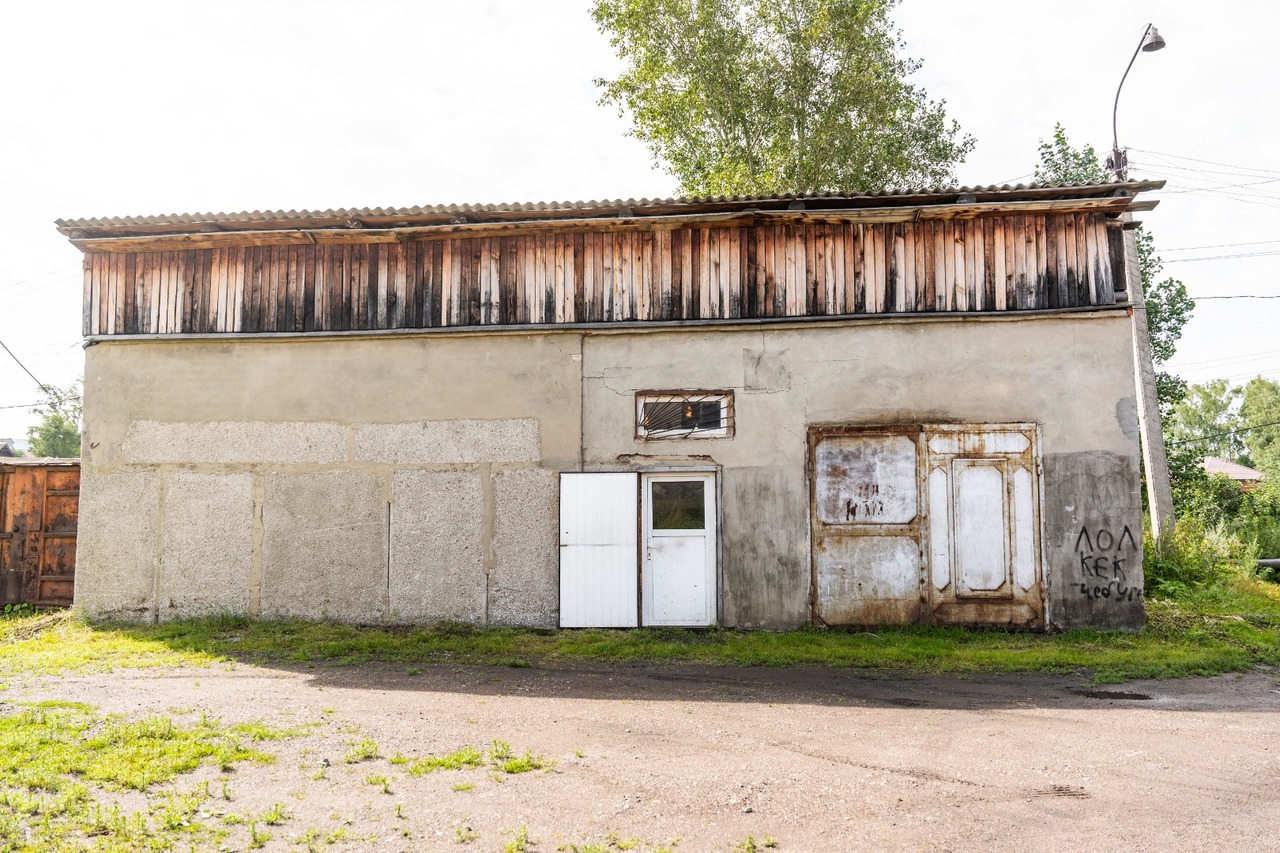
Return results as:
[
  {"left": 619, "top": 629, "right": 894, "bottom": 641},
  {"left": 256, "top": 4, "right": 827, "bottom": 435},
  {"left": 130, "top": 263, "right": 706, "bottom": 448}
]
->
[{"left": 651, "top": 481, "right": 705, "bottom": 530}]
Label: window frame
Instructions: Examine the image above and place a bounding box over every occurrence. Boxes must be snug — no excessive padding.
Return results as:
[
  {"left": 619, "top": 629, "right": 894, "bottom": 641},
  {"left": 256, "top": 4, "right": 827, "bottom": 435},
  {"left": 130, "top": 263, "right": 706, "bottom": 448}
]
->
[{"left": 634, "top": 391, "right": 735, "bottom": 441}]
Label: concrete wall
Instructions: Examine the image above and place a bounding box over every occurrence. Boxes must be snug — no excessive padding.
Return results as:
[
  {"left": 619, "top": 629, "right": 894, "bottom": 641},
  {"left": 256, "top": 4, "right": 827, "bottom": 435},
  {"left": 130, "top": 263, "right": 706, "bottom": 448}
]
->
[
  {"left": 579, "top": 314, "right": 1143, "bottom": 631},
  {"left": 79, "top": 334, "right": 577, "bottom": 624},
  {"left": 77, "top": 311, "right": 1143, "bottom": 630}
]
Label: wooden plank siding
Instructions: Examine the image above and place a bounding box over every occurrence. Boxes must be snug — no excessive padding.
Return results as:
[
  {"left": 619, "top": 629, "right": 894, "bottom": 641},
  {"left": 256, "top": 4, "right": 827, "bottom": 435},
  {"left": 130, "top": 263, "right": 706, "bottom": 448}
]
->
[{"left": 82, "top": 213, "right": 1120, "bottom": 336}]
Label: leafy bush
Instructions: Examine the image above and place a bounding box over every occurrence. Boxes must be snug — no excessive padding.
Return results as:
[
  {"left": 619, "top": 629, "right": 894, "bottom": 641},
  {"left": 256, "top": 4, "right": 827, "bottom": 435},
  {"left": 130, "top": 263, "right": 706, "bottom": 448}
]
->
[
  {"left": 1171, "top": 472, "right": 1280, "bottom": 584},
  {"left": 1143, "top": 518, "right": 1254, "bottom": 598}
]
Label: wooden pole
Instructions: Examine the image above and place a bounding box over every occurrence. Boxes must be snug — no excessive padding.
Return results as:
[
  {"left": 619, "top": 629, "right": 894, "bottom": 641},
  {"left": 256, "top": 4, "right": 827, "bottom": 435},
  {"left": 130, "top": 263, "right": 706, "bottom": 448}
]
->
[{"left": 1122, "top": 212, "right": 1175, "bottom": 538}]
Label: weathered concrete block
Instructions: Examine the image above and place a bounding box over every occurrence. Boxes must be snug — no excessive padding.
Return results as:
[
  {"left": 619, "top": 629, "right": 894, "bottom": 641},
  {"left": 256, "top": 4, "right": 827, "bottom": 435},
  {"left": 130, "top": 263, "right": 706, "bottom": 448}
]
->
[
  {"left": 74, "top": 470, "right": 160, "bottom": 620},
  {"left": 489, "top": 468, "right": 559, "bottom": 626},
  {"left": 121, "top": 420, "right": 346, "bottom": 465},
  {"left": 389, "top": 470, "right": 486, "bottom": 623},
  {"left": 159, "top": 472, "right": 253, "bottom": 618},
  {"left": 1042, "top": 451, "right": 1145, "bottom": 631},
  {"left": 720, "top": 465, "right": 810, "bottom": 629},
  {"left": 260, "top": 472, "right": 388, "bottom": 621},
  {"left": 355, "top": 419, "right": 540, "bottom": 465}
]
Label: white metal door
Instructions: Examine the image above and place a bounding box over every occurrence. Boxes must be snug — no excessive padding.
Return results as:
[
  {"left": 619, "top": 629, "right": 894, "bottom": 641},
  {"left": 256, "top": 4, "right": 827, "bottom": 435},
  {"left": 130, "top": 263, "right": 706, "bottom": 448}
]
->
[
  {"left": 641, "top": 473, "right": 716, "bottom": 626},
  {"left": 559, "top": 473, "right": 639, "bottom": 627}
]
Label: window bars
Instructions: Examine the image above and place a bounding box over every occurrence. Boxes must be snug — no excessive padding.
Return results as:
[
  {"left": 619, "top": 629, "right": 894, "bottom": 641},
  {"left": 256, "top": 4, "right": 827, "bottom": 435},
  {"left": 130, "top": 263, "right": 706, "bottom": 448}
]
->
[{"left": 635, "top": 392, "right": 734, "bottom": 439}]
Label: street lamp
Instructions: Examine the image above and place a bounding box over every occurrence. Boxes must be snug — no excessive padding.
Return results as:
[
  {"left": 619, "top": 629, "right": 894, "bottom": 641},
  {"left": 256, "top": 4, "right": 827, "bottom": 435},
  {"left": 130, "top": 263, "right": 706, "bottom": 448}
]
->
[
  {"left": 1108, "top": 23, "right": 1166, "bottom": 180},
  {"left": 1106, "top": 22, "right": 1174, "bottom": 540}
]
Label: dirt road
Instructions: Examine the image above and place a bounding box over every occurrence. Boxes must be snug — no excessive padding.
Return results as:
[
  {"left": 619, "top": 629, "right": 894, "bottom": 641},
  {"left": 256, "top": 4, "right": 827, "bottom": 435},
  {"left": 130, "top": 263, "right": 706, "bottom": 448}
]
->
[{"left": 6, "top": 660, "right": 1279, "bottom": 851}]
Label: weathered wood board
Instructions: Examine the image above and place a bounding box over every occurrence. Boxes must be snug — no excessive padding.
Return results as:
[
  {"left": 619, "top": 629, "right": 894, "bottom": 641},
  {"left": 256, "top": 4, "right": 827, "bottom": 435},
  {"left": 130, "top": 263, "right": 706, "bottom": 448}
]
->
[{"left": 81, "top": 214, "right": 1119, "bottom": 336}]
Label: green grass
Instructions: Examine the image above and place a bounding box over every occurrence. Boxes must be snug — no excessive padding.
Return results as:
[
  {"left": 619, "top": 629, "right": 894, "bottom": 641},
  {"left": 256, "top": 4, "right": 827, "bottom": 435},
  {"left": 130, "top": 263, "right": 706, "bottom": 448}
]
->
[
  {"left": 399, "top": 741, "right": 551, "bottom": 777},
  {"left": 0, "top": 578, "right": 1277, "bottom": 685},
  {"left": 0, "top": 701, "right": 301, "bottom": 851}
]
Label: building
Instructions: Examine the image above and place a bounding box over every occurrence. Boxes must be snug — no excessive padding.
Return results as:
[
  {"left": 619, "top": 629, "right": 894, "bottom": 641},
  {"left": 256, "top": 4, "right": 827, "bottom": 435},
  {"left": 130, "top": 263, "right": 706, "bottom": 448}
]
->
[
  {"left": 58, "top": 181, "right": 1158, "bottom": 631},
  {"left": 1201, "top": 457, "right": 1264, "bottom": 491}
]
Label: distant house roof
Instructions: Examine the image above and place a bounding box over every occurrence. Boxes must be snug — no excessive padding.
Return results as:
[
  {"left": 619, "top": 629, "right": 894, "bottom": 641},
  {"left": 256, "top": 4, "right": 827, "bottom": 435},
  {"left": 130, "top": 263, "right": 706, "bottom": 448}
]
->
[
  {"left": 0, "top": 438, "right": 18, "bottom": 458},
  {"left": 1202, "top": 457, "right": 1264, "bottom": 482}
]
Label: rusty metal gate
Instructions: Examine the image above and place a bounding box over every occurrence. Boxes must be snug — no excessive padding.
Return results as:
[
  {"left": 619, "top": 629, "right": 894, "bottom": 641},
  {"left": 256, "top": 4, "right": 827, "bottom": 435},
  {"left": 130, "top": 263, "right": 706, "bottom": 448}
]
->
[
  {"left": 0, "top": 460, "right": 79, "bottom": 607},
  {"left": 809, "top": 424, "right": 1044, "bottom": 629}
]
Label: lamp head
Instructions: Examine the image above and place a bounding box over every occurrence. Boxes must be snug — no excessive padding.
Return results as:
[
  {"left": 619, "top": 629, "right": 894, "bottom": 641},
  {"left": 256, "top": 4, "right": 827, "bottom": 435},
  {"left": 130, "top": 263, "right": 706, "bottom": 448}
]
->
[{"left": 1141, "top": 25, "right": 1166, "bottom": 52}]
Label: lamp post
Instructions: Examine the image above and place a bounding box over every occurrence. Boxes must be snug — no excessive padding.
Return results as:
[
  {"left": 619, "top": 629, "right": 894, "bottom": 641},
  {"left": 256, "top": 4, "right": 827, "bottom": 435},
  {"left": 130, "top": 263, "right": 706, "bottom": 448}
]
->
[
  {"left": 1108, "top": 23, "right": 1166, "bottom": 180},
  {"left": 1109, "top": 22, "right": 1174, "bottom": 540}
]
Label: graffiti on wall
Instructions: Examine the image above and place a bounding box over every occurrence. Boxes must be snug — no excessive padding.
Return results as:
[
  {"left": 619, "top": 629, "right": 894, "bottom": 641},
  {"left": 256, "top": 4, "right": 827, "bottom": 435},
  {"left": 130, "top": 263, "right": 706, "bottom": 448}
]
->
[{"left": 1074, "top": 525, "right": 1141, "bottom": 602}]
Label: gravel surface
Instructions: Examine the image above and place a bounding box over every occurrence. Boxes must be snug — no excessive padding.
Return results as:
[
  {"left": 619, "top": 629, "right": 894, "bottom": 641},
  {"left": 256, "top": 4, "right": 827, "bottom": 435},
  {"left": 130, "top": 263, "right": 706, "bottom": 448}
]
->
[{"left": 5, "top": 661, "right": 1279, "bottom": 852}]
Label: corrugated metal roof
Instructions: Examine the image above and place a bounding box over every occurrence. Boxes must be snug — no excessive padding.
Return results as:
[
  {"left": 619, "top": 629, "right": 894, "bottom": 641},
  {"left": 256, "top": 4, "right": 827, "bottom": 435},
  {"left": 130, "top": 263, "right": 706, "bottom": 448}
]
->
[{"left": 56, "top": 180, "right": 1164, "bottom": 237}]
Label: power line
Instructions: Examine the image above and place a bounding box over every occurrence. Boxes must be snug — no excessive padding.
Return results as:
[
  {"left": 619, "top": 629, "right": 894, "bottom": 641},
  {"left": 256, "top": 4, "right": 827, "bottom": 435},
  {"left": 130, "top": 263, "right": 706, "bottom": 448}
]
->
[
  {"left": 0, "top": 338, "right": 48, "bottom": 391},
  {"left": 1187, "top": 294, "right": 1280, "bottom": 300},
  {"left": 1165, "top": 251, "right": 1280, "bottom": 263},
  {"left": 1163, "top": 239, "right": 1280, "bottom": 253},
  {"left": 1167, "top": 418, "right": 1280, "bottom": 447},
  {"left": 1129, "top": 148, "right": 1280, "bottom": 177},
  {"left": 1170, "top": 347, "right": 1280, "bottom": 370},
  {"left": 0, "top": 265, "right": 81, "bottom": 292}
]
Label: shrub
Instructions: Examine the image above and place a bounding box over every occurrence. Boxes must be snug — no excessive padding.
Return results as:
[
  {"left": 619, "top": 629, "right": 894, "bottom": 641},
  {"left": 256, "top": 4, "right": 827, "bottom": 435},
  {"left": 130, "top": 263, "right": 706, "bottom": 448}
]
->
[{"left": 1143, "top": 518, "right": 1254, "bottom": 598}]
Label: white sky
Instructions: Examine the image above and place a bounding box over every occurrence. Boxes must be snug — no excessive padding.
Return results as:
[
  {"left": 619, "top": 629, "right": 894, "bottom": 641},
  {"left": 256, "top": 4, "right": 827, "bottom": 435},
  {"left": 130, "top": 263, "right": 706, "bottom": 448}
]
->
[{"left": 1, "top": 0, "right": 1276, "bottom": 445}]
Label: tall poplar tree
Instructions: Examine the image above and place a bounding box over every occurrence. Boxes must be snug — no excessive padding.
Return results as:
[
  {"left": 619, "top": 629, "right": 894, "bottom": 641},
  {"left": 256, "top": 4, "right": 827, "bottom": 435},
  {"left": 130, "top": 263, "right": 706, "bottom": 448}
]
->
[{"left": 592, "top": 0, "right": 974, "bottom": 196}]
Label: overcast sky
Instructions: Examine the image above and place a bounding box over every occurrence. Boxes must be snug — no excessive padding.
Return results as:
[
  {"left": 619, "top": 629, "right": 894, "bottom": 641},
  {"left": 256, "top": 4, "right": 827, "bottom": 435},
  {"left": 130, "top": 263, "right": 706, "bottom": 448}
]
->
[{"left": 2, "top": 0, "right": 1277, "bottom": 445}]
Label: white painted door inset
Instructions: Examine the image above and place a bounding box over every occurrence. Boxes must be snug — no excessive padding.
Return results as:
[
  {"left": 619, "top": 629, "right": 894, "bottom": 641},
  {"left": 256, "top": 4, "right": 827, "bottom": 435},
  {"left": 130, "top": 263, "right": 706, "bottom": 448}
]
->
[
  {"left": 559, "top": 473, "right": 639, "bottom": 628},
  {"left": 642, "top": 474, "right": 716, "bottom": 626},
  {"left": 952, "top": 460, "right": 1010, "bottom": 596}
]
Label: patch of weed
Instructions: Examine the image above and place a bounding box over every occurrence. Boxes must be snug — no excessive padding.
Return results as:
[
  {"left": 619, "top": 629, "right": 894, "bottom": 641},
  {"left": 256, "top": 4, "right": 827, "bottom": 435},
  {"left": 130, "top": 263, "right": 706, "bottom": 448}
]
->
[
  {"left": 343, "top": 737, "right": 379, "bottom": 763},
  {"left": 489, "top": 739, "right": 552, "bottom": 774},
  {"left": 504, "top": 823, "right": 532, "bottom": 853},
  {"left": 456, "top": 822, "right": 480, "bottom": 844},
  {"left": 405, "top": 745, "right": 486, "bottom": 776},
  {"left": 261, "top": 801, "right": 289, "bottom": 826},
  {"left": 0, "top": 701, "right": 301, "bottom": 850}
]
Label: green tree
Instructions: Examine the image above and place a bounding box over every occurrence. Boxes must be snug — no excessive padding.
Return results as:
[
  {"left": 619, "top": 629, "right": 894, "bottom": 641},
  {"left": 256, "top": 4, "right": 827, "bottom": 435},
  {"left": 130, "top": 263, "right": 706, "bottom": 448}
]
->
[
  {"left": 1241, "top": 377, "right": 1280, "bottom": 476},
  {"left": 1033, "top": 124, "right": 1108, "bottom": 185},
  {"left": 1166, "top": 379, "right": 1244, "bottom": 461},
  {"left": 1032, "top": 124, "right": 1194, "bottom": 420},
  {"left": 592, "top": 0, "right": 975, "bottom": 195},
  {"left": 27, "top": 381, "right": 82, "bottom": 458}
]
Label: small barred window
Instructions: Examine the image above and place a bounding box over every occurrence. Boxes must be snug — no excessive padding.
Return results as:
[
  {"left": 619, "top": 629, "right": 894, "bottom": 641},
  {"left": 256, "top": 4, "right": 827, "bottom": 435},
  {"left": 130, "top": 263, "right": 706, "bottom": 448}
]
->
[{"left": 636, "top": 392, "right": 734, "bottom": 440}]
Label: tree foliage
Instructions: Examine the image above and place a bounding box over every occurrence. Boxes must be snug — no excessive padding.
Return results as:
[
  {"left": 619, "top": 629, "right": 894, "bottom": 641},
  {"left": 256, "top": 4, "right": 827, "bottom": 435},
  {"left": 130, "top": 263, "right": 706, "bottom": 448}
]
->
[
  {"left": 592, "top": 0, "right": 975, "bottom": 196},
  {"left": 1241, "top": 377, "right": 1280, "bottom": 477},
  {"left": 1033, "top": 124, "right": 1108, "bottom": 185},
  {"left": 27, "top": 381, "right": 82, "bottom": 458},
  {"left": 1167, "top": 379, "right": 1243, "bottom": 461}
]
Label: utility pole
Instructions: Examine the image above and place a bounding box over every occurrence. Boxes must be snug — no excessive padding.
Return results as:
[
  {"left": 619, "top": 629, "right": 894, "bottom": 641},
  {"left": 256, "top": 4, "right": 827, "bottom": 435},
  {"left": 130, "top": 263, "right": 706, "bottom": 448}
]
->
[{"left": 1122, "top": 212, "right": 1175, "bottom": 539}]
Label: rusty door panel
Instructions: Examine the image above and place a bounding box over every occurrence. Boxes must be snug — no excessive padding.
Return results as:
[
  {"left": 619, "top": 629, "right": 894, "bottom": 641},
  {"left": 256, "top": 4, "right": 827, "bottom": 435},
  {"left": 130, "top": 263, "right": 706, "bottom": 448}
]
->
[
  {"left": 814, "top": 535, "right": 921, "bottom": 624},
  {"left": 923, "top": 425, "right": 1044, "bottom": 629},
  {"left": 0, "top": 462, "right": 79, "bottom": 607},
  {"left": 809, "top": 424, "right": 1044, "bottom": 629},
  {"left": 809, "top": 427, "right": 926, "bottom": 626}
]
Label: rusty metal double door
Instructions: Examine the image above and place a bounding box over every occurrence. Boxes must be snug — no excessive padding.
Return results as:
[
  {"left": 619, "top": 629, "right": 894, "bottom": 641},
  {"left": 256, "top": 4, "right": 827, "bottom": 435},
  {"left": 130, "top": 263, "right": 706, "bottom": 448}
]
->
[
  {"left": 809, "top": 424, "right": 1044, "bottom": 629},
  {"left": 0, "top": 463, "right": 79, "bottom": 607}
]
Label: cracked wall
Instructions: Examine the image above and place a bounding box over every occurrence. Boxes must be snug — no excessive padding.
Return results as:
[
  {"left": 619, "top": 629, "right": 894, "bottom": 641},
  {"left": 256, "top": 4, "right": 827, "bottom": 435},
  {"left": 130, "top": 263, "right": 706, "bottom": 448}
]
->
[
  {"left": 78, "top": 334, "right": 577, "bottom": 624},
  {"left": 580, "top": 313, "right": 1142, "bottom": 630},
  {"left": 78, "top": 311, "right": 1141, "bottom": 629}
]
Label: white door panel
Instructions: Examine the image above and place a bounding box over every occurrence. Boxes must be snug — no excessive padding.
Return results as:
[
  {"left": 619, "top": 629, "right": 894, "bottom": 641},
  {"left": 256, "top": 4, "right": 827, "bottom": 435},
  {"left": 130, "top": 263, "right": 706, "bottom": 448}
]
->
[
  {"left": 642, "top": 474, "right": 716, "bottom": 626},
  {"left": 559, "top": 473, "right": 638, "bottom": 627}
]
